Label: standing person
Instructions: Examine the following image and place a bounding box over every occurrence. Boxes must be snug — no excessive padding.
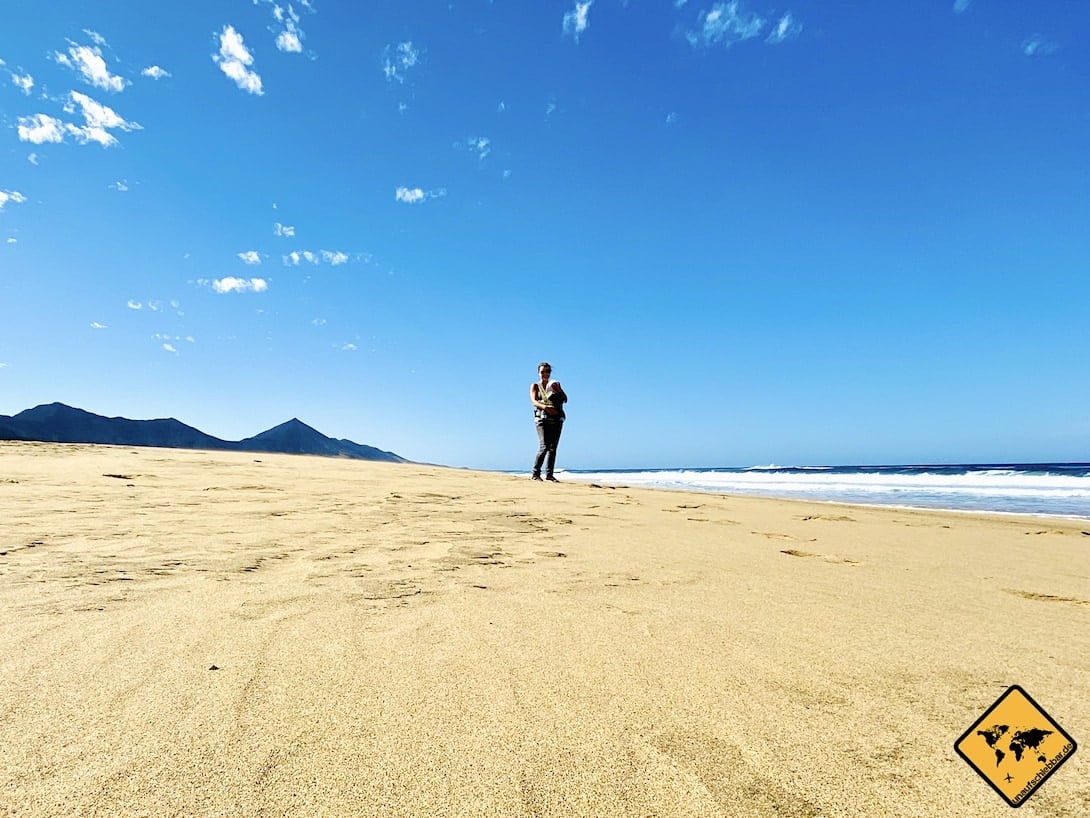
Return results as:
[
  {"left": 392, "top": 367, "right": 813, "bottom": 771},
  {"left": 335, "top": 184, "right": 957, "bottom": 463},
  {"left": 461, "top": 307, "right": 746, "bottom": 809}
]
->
[{"left": 530, "top": 361, "right": 567, "bottom": 481}]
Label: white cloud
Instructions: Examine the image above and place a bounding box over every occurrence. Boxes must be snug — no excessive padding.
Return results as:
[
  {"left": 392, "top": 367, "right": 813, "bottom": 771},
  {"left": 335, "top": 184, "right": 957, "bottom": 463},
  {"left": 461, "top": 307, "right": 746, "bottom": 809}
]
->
[
  {"left": 253, "top": 0, "right": 311, "bottom": 54},
  {"left": 12, "top": 73, "right": 33, "bottom": 95},
  {"left": 55, "top": 43, "right": 127, "bottom": 92},
  {"left": 90, "top": 322, "right": 108, "bottom": 329},
  {"left": 321, "top": 250, "right": 349, "bottom": 265},
  {"left": 84, "top": 30, "right": 107, "bottom": 47},
  {"left": 238, "top": 250, "right": 262, "bottom": 265},
  {"left": 953, "top": 0, "right": 971, "bottom": 12},
  {"left": 274, "top": 222, "right": 295, "bottom": 237},
  {"left": 0, "top": 190, "right": 27, "bottom": 211},
  {"left": 563, "top": 1, "right": 593, "bottom": 42},
  {"left": 110, "top": 180, "right": 128, "bottom": 191},
  {"left": 127, "top": 300, "right": 143, "bottom": 310},
  {"left": 277, "top": 29, "right": 303, "bottom": 53},
  {"left": 1022, "top": 35, "right": 1059, "bottom": 57},
  {"left": 395, "top": 187, "right": 425, "bottom": 204},
  {"left": 214, "top": 26, "right": 263, "bottom": 95},
  {"left": 63, "top": 91, "right": 141, "bottom": 147},
  {"left": 6, "top": 238, "right": 16, "bottom": 244},
  {"left": 341, "top": 343, "right": 358, "bottom": 352},
  {"left": 163, "top": 343, "right": 177, "bottom": 354},
  {"left": 211, "top": 276, "right": 268, "bottom": 293},
  {"left": 17, "top": 114, "right": 66, "bottom": 144},
  {"left": 686, "top": 2, "right": 765, "bottom": 48},
  {"left": 766, "top": 13, "right": 802, "bottom": 44},
  {"left": 141, "top": 65, "right": 171, "bottom": 80},
  {"left": 27, "top": 153, "right": 39, "bottom": 165},
  {"left": 284, "top": 250, "right": 319, "bottom": 265},
  {"left": 665, "top": 111, "right": 679, "bottom": 125},
  {"left": 312, "top": 318, "right": 327, "bottom": 326},
  {"left": 383, "top": 41, "right": 419, "bottom": 83}
]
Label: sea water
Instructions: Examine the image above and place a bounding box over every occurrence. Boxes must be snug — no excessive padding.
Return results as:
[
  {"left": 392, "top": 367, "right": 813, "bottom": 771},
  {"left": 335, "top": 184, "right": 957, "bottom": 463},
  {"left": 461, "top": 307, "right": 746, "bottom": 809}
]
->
[{"left": 555, "top": 464, "right": 1090, "bottom": 519}]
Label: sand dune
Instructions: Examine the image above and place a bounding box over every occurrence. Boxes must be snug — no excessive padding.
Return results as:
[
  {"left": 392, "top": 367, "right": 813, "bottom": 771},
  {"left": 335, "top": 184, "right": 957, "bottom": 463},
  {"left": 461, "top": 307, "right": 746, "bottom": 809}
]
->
[{"left": 1, "top": 442, "right": 1086, "bottom": 816}]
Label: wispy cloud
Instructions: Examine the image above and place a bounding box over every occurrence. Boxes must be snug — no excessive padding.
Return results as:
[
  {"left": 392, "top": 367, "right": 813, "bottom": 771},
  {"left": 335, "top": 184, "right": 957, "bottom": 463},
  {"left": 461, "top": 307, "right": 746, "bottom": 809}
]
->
[
  {"left": 274, "top": 222, "right": 295, "bottom": 237},
  {"left": 109, "top": 180, "right": 128, "bottom": 191},
  {"left": 90, "top": 322, "right": 108, "bottom": 330},
  {"left": 127, "top": 300, "right": 143, "bottom": 310},
  {"left": 214, "top": 26, "right": 263, "bottom": 95},
  {"left": 253, "top": 0, "right": 314, "bottom": 55},
  {"left": 394, "top": 187, "right": 448, "bottom": 205},
  {"left": 766, "top": 13, "right": 802, "bottom": 44},
  {"left": 274, "top": 5, "right": 304, "bottom": 53},
  {"left": 54, "top": 40, "right": 127, "bottom": 92},
  {"left": 953, "top": 0, "right": 971, "bottom": 13},
  {"left": 238, "top": 250, "right": 262, "bottom": 265},
  {"left": 11, "top": 73, "right": 33, "bottom": 95},
  {"left": 321, "top": 250, "right": 349, "bottom": 265},
  {"left": 27, "top": 153, "right": 39, "bottom": 166},
  {"left": 208, "top": 276, "right": 268, "bottom": 293},
  {"left": 685, "top": 2, "right": 772, "bottom": 49},
  {"left": 563, "top": 1, "right": 593, "bottom": 42},
  {"left": 1022, "top": 35, "right": 1059, "bottom": 57},
  {"left": 341, "top": 343, "right": 358, "bottom": 352},
  {"left": 458, "top": 136, "right": 492, "bottom": 160},
  {"left": 0, "top": 190, "right": 27, "bottom": 211},
  {"left": 19, "top": 94, "right": 140, "bottom": 148},
  {"left": 665, "top": 111, "right": 679, "bottom": 125},
  {"left": 284, "top": 250, "right": 319, "bottom": 265},
  {"left": 383, "top": 42, "right": 420, "bottom": 83},
  {"left": 141, "top": 65, "right": 171, "bottom": 80},
  {"left": 63, "top": 91, "right": 142, "bottom": 147}
]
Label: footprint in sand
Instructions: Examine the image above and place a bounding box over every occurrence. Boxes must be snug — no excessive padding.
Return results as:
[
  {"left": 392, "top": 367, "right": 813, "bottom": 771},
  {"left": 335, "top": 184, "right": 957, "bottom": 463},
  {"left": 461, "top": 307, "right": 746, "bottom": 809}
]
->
[
  {"left": 780, "top": 549, "right": 861, "bottom": 565},
  {"left": 1003, "top": 589, "right": 1090, "bottom": 607}
]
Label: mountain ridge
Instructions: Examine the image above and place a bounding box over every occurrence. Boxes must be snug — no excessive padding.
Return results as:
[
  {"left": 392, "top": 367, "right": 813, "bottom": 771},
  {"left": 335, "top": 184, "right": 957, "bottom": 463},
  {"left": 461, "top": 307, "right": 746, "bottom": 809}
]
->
[{"left": 0, "top": 403, "right": 407, "bottom": 463}]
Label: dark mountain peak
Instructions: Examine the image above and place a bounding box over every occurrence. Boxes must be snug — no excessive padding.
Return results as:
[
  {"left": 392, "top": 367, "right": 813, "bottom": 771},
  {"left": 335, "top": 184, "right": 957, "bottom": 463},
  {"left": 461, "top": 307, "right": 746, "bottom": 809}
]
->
[
  {"left": 243, "top": 418, "right": 325, "bottom": 445},
  {"left": 16, "top": 402, "right": 90, "bottom": 420},
  {"left": 0, "top": 404, "right": 406, "bottom": 463}
]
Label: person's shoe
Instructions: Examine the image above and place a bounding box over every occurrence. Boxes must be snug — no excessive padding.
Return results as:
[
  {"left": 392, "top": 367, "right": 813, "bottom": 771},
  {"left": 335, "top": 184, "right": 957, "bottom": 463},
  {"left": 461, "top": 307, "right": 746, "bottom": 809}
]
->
[
  {"left": 545, "top": 475, "right": 559, "bottom": 482},
  {"left": 530, "top": 474, "right": 542, "bottom": 481}
]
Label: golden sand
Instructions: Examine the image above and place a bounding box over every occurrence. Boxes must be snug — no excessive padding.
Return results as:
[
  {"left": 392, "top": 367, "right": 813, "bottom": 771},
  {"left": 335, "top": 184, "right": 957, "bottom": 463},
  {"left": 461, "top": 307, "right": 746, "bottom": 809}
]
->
[{"left": 1, "top": 442, "right": 1087, "bottom": 816}]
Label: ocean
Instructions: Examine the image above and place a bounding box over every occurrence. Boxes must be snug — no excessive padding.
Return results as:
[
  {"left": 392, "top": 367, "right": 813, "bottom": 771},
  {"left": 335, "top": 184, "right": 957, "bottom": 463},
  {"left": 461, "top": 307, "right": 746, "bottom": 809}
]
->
[{"left": 554, "top": 463, "right": 1090, "bottom": 519}]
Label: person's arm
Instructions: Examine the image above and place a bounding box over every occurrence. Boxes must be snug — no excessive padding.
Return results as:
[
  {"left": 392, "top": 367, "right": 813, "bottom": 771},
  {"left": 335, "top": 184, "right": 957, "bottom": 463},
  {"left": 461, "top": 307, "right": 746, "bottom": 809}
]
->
[{"left": 529, "top": 383, "right": 547, "bottom": 410}]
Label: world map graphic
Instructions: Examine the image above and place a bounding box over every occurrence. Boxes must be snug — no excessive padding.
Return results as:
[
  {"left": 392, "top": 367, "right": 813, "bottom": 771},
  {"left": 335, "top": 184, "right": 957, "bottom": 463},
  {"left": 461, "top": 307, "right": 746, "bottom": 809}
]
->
[{"left": 975, "top": 724, "right": 1053, "bottom": 767}]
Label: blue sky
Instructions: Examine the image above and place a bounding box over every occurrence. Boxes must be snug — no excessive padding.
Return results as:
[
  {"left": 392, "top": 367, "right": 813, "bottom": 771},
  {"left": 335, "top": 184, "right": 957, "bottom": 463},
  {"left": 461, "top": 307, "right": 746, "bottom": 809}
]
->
[{"left": 1, "top": 1, "right": 1087, "bottom": 469}]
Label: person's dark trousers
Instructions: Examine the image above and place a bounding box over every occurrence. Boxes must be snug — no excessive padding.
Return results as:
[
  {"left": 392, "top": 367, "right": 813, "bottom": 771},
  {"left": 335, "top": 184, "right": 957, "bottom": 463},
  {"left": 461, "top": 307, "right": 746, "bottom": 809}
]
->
[{"left": 532, "top": 421, "right": 563, "bottom": 478}]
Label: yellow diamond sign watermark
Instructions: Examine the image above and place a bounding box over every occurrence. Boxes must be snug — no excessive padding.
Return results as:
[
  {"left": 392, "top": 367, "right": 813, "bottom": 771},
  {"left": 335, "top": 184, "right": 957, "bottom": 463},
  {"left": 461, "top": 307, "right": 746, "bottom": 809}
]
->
[{"left": 955, "top": 685, "right": 1077, "bottom": 807}]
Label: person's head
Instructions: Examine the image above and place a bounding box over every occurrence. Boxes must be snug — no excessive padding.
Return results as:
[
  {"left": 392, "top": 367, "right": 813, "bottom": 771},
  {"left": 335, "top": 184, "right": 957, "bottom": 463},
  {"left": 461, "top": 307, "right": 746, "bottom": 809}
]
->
[{"left": 538, "top": 361, "right": 552, "bottom": 380}]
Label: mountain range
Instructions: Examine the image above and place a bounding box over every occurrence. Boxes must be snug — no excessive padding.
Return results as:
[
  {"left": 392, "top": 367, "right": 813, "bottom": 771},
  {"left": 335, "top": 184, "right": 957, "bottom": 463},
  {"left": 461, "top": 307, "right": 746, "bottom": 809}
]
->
[{"left": 0, "top": 403, "right": 407, "bottom": 463}]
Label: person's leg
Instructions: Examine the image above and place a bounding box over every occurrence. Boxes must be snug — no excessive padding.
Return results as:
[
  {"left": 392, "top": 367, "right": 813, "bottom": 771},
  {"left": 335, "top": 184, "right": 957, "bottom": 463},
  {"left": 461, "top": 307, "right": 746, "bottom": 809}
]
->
[
  {"left": 544, "top": 422, "right": 563, "bottom": 479},
  {"left": 532, "top": 423, "right": 547, "bottom": 478}
]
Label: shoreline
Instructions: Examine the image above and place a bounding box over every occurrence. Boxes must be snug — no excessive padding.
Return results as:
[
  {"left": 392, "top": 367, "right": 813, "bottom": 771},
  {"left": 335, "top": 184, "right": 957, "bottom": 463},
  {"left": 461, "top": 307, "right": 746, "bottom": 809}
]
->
[{"left": 2, "top": 441, "right": 1087, "bottom": 816}]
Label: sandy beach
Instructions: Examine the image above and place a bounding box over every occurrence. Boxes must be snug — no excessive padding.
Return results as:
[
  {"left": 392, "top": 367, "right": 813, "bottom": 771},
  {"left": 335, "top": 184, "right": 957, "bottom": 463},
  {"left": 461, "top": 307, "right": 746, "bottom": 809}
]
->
[{"left": 1, "top": 441, "right": 1087, "bottom": 817}]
